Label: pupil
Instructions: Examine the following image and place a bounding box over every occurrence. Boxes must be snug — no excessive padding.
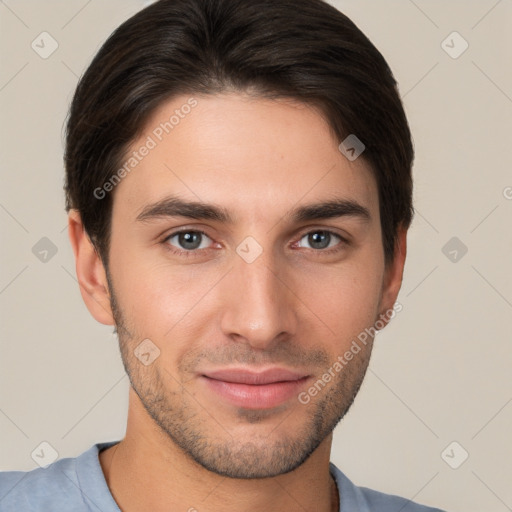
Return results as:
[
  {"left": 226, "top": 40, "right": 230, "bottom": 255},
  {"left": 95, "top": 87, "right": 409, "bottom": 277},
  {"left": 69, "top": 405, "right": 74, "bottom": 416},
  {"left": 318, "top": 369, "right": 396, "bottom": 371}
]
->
[{"left": 309, "top": 231, "right": 330, "bottom": 249}]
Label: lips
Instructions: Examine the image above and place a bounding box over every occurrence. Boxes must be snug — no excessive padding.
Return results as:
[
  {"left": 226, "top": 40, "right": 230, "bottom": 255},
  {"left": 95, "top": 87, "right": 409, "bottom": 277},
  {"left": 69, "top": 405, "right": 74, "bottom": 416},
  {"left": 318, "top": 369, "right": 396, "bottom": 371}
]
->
[
  {"left": 202, "top": 368, "right": 308, "bottom": 385},
  {"left": 200, "top": 367, "right": 310, "bottom": 409}
]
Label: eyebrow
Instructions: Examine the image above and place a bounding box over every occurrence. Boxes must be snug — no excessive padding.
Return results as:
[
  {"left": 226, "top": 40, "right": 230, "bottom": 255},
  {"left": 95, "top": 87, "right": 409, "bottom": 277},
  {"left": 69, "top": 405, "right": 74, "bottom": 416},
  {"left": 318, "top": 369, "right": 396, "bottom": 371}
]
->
[{"left": 136, "top": 194, "right": 371, "bottom": 224}]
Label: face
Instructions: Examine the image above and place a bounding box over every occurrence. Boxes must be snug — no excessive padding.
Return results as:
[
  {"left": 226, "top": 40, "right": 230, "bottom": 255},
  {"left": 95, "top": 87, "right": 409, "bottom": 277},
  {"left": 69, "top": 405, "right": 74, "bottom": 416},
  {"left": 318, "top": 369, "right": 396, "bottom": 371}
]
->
[{"left": 100, "top": 92, "right": 401, "bottom": 478}]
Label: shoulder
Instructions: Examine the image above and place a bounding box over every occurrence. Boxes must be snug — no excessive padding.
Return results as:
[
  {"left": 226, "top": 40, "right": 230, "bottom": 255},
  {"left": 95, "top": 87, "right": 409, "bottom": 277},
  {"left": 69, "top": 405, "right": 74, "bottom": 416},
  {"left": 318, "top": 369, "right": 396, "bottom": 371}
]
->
[
  {"left": 0, "top": 454, "right": 83, "bottom": 511},
  {"left": 329, "top": 462, "right": 448, "bottom": 512},
  {"left": 0, "top": 441, "right": 120, "bottom": 512}
]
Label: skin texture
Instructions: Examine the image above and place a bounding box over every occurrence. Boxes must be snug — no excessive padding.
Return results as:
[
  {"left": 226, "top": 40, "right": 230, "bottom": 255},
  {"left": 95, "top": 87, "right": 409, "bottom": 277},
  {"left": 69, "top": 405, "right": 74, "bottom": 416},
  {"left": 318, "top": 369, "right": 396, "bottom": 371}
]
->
[{"left": 68, "top": 92, "right": 407, "bottom": 512}]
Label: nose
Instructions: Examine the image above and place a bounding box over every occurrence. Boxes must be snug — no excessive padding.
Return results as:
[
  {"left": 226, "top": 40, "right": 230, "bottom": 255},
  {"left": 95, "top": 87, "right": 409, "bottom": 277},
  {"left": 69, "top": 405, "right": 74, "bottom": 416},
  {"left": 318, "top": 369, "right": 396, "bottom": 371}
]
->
[{"left": 219, "top": 249, "right": 297, "bottom": 351}]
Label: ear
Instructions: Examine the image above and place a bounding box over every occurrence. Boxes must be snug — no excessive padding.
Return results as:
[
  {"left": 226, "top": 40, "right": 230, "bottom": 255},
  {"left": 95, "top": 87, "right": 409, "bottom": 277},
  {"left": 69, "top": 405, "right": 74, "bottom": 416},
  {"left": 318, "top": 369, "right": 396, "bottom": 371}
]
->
[
  {"left": 376, "top": 226, "right": 407, "bottom": 329},
  {"left": 67, "top": 209, "right": 114, "bottom": 326}
]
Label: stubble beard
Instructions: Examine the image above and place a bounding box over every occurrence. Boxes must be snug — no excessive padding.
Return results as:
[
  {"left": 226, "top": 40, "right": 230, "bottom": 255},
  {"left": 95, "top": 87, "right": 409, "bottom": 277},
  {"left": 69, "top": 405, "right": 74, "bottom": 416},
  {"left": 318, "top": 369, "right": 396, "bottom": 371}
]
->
[{"left": 107, "top": 273, "right": 373, "bottom": 479}]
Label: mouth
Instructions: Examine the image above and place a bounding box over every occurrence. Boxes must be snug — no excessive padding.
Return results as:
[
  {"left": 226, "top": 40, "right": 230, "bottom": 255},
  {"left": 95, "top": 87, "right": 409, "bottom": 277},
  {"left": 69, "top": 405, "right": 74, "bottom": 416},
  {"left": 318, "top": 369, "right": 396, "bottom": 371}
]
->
[{"left": 200, "top": 367, "right": 311, "bottom": 409}]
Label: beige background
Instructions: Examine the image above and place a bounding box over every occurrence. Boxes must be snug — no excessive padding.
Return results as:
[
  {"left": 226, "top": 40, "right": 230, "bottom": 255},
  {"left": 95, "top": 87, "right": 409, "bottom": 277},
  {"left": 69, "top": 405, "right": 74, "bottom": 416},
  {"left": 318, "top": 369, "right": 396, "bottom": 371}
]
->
[{"left": 1, "top": 1, "right": 511, "bottom": 511}]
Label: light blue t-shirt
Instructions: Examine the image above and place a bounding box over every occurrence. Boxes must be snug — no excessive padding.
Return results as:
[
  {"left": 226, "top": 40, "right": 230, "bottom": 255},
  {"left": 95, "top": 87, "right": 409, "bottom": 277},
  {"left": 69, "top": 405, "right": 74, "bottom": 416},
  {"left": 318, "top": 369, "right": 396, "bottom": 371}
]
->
[{"left": 0, "top": 440, "right": 446, "bottom": 511}]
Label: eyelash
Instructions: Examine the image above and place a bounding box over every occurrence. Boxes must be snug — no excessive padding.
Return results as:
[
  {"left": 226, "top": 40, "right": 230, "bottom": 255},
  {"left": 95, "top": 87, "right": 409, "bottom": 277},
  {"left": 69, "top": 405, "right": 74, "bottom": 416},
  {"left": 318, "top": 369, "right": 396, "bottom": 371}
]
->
[{"left": 161, "top": 228, "right": 348, "bottom": 258}]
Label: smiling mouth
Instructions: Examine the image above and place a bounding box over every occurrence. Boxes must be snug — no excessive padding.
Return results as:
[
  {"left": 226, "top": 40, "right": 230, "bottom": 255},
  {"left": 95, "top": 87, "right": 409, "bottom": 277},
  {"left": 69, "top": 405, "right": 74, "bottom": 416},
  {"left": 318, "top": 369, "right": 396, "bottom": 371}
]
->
[{"left": 200, "top": 367, "right": 311, "bottom": 409}]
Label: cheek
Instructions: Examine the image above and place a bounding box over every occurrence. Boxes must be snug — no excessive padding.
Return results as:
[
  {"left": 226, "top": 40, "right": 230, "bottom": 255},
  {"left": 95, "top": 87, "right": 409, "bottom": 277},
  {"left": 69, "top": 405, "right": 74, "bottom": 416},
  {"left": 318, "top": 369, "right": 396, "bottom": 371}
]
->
[
  {"left": 296, "top": 253, "right": 384, "bottom": 343},
  {"left": 111, "top": 252, "right": 221, "bottom": 338}
]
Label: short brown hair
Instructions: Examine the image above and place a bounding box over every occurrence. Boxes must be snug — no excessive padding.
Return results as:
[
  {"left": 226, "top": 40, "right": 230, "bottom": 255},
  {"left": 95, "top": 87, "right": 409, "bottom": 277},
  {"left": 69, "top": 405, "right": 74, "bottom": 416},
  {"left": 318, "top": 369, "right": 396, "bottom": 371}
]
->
[{"left": 64, "top": 0, "right": 414, "bottom": 265}]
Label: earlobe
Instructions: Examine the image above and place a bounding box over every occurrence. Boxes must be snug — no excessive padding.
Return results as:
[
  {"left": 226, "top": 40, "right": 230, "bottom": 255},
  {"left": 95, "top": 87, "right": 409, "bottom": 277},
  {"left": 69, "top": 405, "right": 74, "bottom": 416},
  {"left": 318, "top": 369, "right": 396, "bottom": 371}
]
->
[
  {"left": 377, "top": 227, "right": 407, "bottom": 329},
  {"left": 68, "top": 209, "right": 115, "bottom": 326}
]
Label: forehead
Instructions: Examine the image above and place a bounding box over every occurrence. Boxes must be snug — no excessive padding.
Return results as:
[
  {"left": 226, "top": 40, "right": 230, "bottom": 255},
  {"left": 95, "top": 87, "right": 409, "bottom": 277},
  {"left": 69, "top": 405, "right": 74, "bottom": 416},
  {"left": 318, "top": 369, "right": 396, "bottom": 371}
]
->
[{"left": 112, "top": 93, "right": 378, "bottom": 221}]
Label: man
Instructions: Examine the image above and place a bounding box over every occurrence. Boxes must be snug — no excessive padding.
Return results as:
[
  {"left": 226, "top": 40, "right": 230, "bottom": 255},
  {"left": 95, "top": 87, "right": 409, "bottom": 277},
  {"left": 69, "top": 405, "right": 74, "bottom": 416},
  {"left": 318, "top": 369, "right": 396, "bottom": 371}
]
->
[{"left": 0, "top": 0, "right": 447, "bottom": 510}]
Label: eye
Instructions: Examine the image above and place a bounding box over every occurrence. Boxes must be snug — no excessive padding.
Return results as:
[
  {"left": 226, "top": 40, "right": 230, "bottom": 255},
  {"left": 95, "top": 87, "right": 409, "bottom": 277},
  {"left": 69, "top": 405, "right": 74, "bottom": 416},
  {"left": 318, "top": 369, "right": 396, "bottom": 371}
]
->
[
  {"left": 165, "top": 230, "right": 213, "bottom": 252},
  {"left": 297, "top": 230, "right": 343, "bottom": 251}
]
